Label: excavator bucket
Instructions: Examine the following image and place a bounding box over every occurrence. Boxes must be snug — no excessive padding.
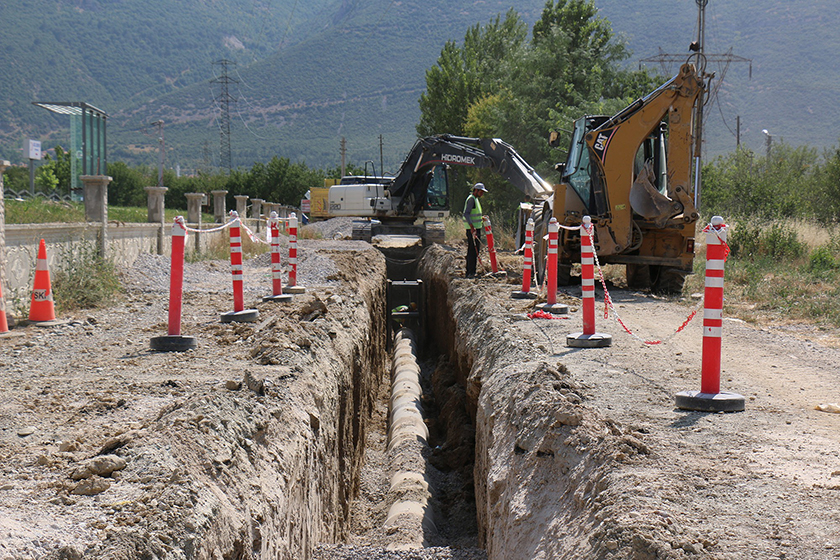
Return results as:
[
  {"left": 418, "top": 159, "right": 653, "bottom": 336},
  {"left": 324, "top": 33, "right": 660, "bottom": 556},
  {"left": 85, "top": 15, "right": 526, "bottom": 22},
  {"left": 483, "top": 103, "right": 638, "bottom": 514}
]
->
[{"left": 629, "top": 161, "right": 682, "bottom": 227}]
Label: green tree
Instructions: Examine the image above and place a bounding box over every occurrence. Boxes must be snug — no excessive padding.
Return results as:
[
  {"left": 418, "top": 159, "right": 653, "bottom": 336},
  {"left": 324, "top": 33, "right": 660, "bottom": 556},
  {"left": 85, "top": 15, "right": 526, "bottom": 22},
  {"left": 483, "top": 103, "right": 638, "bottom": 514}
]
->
[
  {"left": 416, "top": 9, "right": 527, "bottom": 138},
  {"left": 324, "top": 163, "right": 371, "bottom": 180},
  {"left": 34, "top": 165, "right": 59, "bottom": 192},
  {"left": 702, "top": 142, "right": 819, "bottom": 220},
  {"left": 496, "top": 0, "right": 658, "bottom": 172},
  {"left": 812, "top": 146, "right": 840, "bottom": 224},
  {"left": 1, "top": 166, "right": 28, "bottom": 194},
  {"left": 52, "top": 146, "right": 72, "bottom": 192},
  {"left": 108, "top": 161, "right": 149, "bottom": 207},
  {"left": 418, "top": 1, "right": 659, "bottom": 219}
]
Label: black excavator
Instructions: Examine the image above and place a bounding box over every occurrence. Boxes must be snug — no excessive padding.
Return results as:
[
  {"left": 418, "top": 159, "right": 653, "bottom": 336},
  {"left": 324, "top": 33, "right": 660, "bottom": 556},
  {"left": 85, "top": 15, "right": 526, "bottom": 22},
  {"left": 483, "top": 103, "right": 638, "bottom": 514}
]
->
[{"left": 320, "top": 134, "right": 553, "bottom": 244}]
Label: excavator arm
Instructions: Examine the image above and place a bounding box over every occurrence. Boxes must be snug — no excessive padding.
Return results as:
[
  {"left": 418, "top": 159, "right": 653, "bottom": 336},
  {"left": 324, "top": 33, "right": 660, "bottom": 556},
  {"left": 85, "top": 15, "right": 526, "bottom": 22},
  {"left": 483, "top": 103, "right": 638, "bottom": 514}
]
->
[
  {"left": 387, "top": 135, "right": 553, "bottom": 217},
  {"left": 577, "top": 63, "right": 704, "bottom": 256}
]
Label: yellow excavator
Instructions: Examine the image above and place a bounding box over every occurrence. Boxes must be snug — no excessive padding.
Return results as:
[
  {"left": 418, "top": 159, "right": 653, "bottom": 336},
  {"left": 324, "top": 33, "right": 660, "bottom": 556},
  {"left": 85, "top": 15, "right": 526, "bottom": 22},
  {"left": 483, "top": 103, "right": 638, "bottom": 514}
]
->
[{"left": 527, "top": 63, "right": 706, "bottom": 293}]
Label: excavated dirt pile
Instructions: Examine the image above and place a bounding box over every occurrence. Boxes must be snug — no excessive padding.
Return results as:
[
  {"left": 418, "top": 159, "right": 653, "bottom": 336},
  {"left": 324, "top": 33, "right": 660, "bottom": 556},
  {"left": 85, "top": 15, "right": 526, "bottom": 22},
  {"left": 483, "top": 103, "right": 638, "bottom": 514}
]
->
[
  {"left": 0, "top": 233, "right": 388, "bottom": 559},
  {"left": 420, "top": 244, "right": 840, "bottom": 560},
  {"left": 1, "top": 218, "right": 839, "bottom": 560}
]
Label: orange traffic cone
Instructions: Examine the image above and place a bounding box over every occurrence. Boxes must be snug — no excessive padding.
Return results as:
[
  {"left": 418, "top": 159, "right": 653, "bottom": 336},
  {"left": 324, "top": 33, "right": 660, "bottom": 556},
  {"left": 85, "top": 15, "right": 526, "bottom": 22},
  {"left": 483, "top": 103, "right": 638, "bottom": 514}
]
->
[
  {"left": 0, "top": 276, "right": 9, "bottom": 333},
  {"left": 29, "top": 239, "right": 56, "bottom": 322}
]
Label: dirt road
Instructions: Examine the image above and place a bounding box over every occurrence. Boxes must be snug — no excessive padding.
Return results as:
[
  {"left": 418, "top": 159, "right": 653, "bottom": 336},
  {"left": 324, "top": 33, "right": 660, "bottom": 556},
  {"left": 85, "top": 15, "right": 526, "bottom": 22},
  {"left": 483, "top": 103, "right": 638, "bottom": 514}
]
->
[{"left": 449, "top": 251, "right": 840, "bottom": 559}]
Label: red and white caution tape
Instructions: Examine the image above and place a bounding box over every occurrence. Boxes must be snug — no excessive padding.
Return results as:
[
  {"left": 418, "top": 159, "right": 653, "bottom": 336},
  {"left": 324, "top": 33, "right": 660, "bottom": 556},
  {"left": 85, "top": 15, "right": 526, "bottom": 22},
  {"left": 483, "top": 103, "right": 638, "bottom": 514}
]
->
[
  {"left": 527, "top": 310, "right": 569, "bottom": 320},
  {"left": 240, "top": 220, "right": 271, "bottom": 246},
  {"left": 183, "top": 219, "right": 234, "bottom": 234},
  {"left": 585, "top": 226, "right": 704, "bottom": 346}
]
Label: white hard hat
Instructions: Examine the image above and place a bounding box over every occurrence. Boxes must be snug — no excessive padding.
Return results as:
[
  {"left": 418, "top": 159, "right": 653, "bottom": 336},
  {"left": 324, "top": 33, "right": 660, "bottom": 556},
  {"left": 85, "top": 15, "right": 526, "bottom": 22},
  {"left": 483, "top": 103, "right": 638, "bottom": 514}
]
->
[{"left": 473, "top": 182, "right": 487, "bottom": 192}]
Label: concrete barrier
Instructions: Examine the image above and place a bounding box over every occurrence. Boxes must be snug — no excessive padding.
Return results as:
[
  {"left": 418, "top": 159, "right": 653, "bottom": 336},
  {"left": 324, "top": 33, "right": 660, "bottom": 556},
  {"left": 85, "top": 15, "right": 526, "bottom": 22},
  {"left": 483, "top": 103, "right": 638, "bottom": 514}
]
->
[{"left": 2, "top": 222, "right": 226, "bottom": 305}]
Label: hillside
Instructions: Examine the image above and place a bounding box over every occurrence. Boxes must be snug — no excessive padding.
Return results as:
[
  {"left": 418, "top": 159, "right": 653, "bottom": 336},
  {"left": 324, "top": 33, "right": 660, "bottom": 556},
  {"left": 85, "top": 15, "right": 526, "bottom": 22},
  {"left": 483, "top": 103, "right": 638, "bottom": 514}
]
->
[
  {"left": 1, "top": 0, "right": 839, "bottom": 172},
  {"left": 597, "top": 0, "right": 840, "bottom": 158},
  {"left": 108, "top": 0, "right": 550, "bottom": 174},
  {"left": 0, "top": 0, "right": 547, "bottom": 173},
  {"left": 0, "top": 0, "right": 331, "bottom": 152}
]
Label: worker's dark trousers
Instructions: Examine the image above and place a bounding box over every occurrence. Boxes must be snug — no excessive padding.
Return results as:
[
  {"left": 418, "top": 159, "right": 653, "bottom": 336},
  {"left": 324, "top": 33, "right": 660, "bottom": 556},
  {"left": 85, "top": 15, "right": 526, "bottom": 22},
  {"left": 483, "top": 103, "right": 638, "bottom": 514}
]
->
[{"left": 465, "top": 229, "right": 482, "bottom": 277}]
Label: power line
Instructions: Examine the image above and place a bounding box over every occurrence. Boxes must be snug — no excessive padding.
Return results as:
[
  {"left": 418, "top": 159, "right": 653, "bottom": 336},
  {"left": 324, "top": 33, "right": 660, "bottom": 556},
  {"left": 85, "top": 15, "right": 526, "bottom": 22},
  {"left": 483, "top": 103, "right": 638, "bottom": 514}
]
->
[
  {"left": 211, "top": 59, "right": 239, "bottom": 173},
  {"left": 639, "top": 0, "right": 752, "bottom": 157}
]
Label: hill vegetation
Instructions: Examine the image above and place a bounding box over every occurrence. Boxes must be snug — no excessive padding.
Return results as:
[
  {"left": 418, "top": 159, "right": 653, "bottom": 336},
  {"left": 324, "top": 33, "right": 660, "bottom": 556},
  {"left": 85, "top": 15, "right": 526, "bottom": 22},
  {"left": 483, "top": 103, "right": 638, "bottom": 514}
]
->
[{"left": 1, "top": 0, "right": 839, "bottom": 177}]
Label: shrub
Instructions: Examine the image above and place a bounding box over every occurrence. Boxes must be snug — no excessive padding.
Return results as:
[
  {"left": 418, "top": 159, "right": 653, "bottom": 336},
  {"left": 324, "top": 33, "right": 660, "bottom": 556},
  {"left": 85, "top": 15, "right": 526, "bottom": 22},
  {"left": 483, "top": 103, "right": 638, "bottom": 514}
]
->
[
  {"left": 729, "top": 221, "right": 806, "bottom": 262},
  {"left": 808, "top": 245, "right": 838, "bottom": 272},
  {"left": 52, "top": 244, "right": 123, "bottom": 311}
]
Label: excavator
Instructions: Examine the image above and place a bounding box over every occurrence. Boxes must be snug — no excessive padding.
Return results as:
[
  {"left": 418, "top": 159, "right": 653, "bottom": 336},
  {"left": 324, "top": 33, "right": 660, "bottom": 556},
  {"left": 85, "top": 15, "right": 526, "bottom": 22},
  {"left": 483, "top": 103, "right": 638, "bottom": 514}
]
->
[
  {"left": 527, "top": 62, "right": 706, "bottom": 293},
  {"left": 315, "top": 134, "right": 553, "bottom": 244}
]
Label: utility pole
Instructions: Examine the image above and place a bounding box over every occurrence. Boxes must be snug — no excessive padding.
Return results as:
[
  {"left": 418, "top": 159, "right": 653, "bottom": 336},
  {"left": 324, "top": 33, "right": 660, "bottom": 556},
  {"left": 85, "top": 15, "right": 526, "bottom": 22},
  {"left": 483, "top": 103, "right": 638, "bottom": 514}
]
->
[
  {"left": 736, "top": 116, "right": 741, "bottom": 149},
  {"left": 211, "top": 59, "right": 238, "bottom": 174},
  {"left": 151, "top": 120, "right": 164, "bottom": 187},
  {"left": 379, "top": 135, "right": 384, "bottom": 178},
  {"left": 762, "top": 129, "right": 773, "bottom": 170},
  {"left": 340, "top": 137, "right": 346, "bottom": 178},
  {"left": 640, "top": 0, "right": 752, "bottom": 211}
]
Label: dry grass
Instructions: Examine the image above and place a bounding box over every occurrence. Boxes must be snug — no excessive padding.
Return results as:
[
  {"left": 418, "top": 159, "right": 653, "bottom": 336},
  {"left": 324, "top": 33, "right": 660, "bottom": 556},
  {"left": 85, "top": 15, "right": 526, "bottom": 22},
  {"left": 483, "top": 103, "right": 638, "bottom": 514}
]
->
[
  {"left": 443, "top": 213, "right": 517, "bottom": 250},
  {"left": 684, "top": 217, "right": 840, "bottom": 330}
]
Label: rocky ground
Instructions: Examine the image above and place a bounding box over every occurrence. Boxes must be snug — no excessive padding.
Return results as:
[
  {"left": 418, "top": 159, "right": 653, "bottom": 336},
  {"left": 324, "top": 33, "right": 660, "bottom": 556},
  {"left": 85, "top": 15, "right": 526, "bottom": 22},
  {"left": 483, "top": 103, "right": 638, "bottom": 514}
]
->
[{"left": 0, "top": 217, "right": 839, "bottom": 559}]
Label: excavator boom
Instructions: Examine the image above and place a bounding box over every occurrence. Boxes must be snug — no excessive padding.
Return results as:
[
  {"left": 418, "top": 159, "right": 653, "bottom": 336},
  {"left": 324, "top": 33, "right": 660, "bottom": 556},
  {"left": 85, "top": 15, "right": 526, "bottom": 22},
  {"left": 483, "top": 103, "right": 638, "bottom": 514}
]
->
[{"left": 535, "top": 62, "right": 707, "bottom": 293}]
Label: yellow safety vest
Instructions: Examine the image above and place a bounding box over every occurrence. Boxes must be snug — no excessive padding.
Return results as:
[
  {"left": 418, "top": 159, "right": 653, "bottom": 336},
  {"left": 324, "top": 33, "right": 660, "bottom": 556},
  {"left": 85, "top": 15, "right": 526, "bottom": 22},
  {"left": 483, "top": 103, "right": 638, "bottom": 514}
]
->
[{"left": 463, "top": 194, "right": 483, "bottom": 229}]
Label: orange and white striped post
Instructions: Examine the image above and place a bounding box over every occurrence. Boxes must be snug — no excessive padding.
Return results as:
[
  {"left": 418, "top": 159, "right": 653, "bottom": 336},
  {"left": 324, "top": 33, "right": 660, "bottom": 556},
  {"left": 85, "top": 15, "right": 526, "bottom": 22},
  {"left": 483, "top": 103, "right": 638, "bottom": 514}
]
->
[
  {"left": 536, "top": 218, "right": 568, "bottom": 314},
  {"left": 676, "top": 216, "right": 744, "bottom": 412},
  {"left": 567, "top": 216, "right": 611, "bottom": 347},
  {"left": 151, "top": 217, "right": 197, "bottom": 351},
  {"left": 482, "top": 216, "right": 502, "bottom": 275},
  {"left": 29, "top": 239, "right": 56, "bottom": 323},
  {"left": 263, "top": 211, "right": 292, "bottom": 302},
  {"left": 284, "top": 212, "right": 306, "bottom": 294},
  {"left": 511, "top": 218, "right": 537, "bottom": 299},
  {"left": 221, "top": 211, "right": 259, "bottom": 323}
]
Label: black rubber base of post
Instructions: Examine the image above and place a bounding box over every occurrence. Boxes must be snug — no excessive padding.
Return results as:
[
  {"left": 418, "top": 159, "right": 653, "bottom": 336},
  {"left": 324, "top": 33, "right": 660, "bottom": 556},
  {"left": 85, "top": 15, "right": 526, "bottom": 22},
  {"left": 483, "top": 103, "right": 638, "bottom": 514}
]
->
[
  {"left": 511, "top": 291, "right": 538, "bottom": 300},
  {"left": 566, "top": 332, "right": 612, "bottom": 348},
  {"left": 675, "top": 390, "right": 745, "bottom": 412},
  {"left": 221, "top": 309, "right": 260, "bottom": 323},
  {"left": 536, "top": 302, "right": 569, "bottom": 315},
  {"left": 283, "top": 286, "right": 306, "bottom": 294},
  {"left": 263, "top": 293, "right": 293, "bottom": 303},
  {"left": 150, "top": 335, "right": 197, "bottom": 352}
]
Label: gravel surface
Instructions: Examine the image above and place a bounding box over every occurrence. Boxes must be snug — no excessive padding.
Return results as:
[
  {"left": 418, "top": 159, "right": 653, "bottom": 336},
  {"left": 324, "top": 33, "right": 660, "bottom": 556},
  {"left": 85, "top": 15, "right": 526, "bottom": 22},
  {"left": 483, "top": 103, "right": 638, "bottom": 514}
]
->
[{"left": 313, "top": 545, "right": 487, "bottom": 559}]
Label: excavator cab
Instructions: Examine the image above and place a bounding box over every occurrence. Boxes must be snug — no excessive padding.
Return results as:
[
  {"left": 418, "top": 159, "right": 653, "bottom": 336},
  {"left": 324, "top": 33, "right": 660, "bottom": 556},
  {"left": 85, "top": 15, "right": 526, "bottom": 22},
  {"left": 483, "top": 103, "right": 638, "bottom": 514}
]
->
[
  {"left": 424, "top": 164, "right": 449, "bottom": 212},
  {"left": 562, "top": 115, "right": 610, "bottom": 216}
]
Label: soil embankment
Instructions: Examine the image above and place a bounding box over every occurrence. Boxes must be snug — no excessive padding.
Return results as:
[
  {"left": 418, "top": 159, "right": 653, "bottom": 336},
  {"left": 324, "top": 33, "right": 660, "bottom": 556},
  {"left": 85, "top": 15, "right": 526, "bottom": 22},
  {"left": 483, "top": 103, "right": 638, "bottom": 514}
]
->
[
  {"left": 0, "top": 236, "right": 388, "bottom": 559},
  {"left": 421, "top": 243, "right": 840, "bottom": 560}
]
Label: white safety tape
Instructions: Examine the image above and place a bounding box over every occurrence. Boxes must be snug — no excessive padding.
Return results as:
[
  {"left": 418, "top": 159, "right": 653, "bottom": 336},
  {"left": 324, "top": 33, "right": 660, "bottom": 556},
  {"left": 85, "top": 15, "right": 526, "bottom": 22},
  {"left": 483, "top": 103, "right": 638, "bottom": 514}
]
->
[{"left": 183, "top": 218, "right": 234, "bottom": 234}]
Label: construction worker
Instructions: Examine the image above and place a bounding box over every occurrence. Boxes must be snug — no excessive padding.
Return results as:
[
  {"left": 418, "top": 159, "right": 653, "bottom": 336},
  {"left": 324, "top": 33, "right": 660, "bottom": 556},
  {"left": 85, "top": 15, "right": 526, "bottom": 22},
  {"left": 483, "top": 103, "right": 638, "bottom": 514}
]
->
[
  {"left": 391, "top": 302, "right": 417, "bottom": 331},
  {"left": 463, "top": 182, "right": 487, "bottom": 278}
]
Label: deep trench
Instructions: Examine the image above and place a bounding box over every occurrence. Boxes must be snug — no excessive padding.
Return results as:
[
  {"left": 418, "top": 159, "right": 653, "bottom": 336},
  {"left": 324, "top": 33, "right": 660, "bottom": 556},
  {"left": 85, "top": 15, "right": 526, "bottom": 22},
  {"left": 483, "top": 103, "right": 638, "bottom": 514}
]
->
[{"left": 314, "top": 244, "right": 484, "bottom": 557}]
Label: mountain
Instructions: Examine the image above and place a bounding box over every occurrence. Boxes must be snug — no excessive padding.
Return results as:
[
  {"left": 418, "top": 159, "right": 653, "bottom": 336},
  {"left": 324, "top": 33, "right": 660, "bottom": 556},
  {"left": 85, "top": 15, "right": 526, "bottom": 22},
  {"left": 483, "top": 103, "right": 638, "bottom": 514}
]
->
[
  {"left": 596, "top": 0, "right": 840, "bottom": 159},
  {"left": 1, "top": 0, "right": 839, "bottom": 174},
  {"left": 0, "top": 0, "right": 547, "bottom": 173}
]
